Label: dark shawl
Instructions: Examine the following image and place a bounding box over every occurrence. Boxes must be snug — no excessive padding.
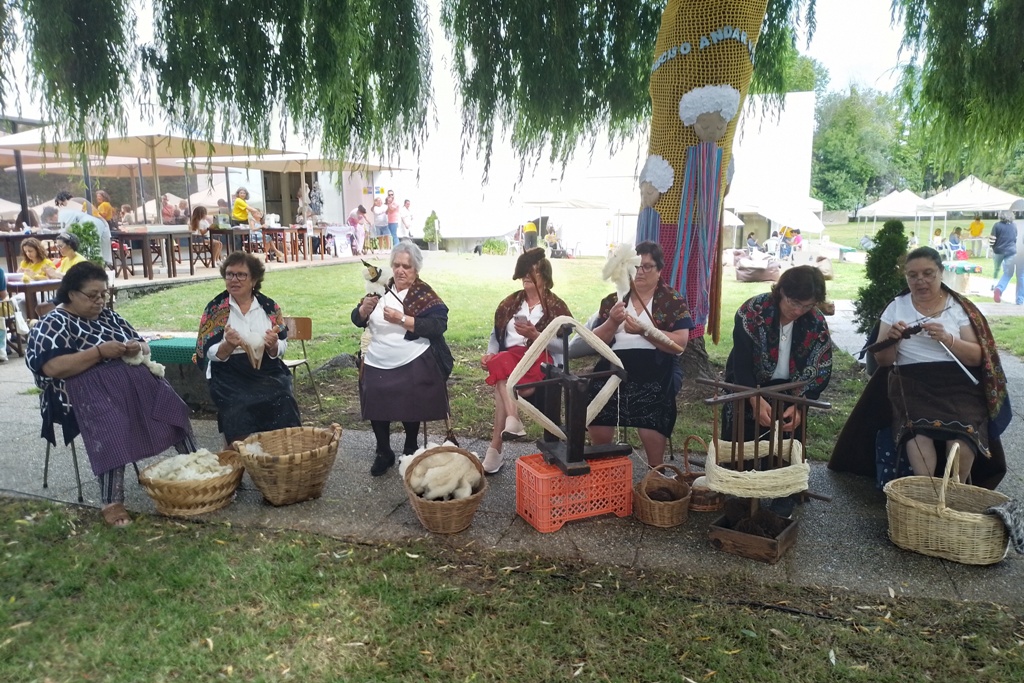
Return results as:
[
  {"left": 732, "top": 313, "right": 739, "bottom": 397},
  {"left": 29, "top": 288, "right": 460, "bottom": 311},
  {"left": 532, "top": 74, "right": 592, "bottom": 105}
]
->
[
  {"left": 829, "top": 286, "right": 1010, "bottom": 490},
  {"left": 492, "top": 288, "right": 572, "bottom": 351},
  {"left": 596, "top": 280, "right": 694, "bottom": 337},
  {"left": 724, "top": 292, "right": 833, "bottom": 400}
]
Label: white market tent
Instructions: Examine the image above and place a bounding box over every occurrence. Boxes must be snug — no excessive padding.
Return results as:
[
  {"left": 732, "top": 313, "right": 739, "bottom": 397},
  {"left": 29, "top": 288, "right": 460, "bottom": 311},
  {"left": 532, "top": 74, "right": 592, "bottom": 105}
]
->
[
  {"left": 725, "top": 195, "right": 826, "bottom": 234},
  {"left": 858, "top": 189, "right": 945, "bottom": 218},
  {"left": 919, "top": 175, "right": 1024, "bottom": 213}
]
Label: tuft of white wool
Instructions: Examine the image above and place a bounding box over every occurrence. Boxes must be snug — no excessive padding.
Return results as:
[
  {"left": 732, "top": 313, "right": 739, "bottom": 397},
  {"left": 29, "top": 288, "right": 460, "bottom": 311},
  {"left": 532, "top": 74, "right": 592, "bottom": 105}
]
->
[
  {"left": 122, "top": 349, "right": 166, "bottom": 377},
  {"left": 241, "top": 442, "right": 269, "bottom": 457},
  {"left": 602, "top": 243, "right": 641, "bottom": 301},
  {"left": 639, "top": 155, "right": 674, "bottom": 194},
  {"left": 400, "top": 443, "right": 481, "bottom": 501},
  {"left": 145, "top": 449, "right": 233, "bottom": 481},
  {"left": 678, "top": 84, "right": 741, "bottom": 126}
]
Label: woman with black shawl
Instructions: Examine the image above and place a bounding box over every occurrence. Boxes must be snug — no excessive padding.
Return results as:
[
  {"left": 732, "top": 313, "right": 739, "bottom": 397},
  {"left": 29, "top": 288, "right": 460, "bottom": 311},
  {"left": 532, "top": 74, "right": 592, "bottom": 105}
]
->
[{"left": 196, "top": 251, "right": 300, "bottom": 445}]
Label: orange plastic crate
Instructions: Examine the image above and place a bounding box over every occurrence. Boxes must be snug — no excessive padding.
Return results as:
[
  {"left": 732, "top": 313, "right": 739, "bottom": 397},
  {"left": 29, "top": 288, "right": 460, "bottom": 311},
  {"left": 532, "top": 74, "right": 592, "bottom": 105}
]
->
[{"left": 516, "top": 453, "right": 632, "bottom": 533}]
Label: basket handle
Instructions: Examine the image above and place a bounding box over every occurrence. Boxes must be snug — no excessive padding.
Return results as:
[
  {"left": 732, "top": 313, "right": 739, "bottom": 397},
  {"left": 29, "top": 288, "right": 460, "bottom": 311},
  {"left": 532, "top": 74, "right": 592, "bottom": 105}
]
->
[
  {"left": 938, "top": 442, "right": 961, "bottom": 512},
  {"left": 641, "top": 463, "right": 686, "bottom": 486},
  {"left": 681, "top": 435, "right": 707, "bottom": 476}
]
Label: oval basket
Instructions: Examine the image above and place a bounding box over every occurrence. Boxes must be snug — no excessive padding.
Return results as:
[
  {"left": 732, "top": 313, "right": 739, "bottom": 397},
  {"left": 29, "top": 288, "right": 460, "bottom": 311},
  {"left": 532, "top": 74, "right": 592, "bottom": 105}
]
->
[
  {"left": 234, "top": 425, "right": 341, "bottom": 506},
  {"left": 139, "top": 450, "right": 244, "bottom": 517},
  {"left": 678, "top": 435, "right": 723, "bottom": 512},
  {"left": 403, "top": 446, "right": 487, "bottom": 534},
  {"left": 884, "top": 445, "right": 1009, "bottom": 565},
  {"left": 633, "top": 464, "right": 691, "bottom": 528}
]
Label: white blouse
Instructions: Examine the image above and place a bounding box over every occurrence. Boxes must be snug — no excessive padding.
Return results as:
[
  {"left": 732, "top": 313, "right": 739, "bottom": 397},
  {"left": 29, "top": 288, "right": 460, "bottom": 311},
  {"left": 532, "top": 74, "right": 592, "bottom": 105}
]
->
[
  {"left": 205, "top": 296, "right": 287, "bottom": 378},
  {"left": 364, "top": 288, "right": 430, "bottom": 369},
  {"left": 880, "top": 293, "right": 970, "bottom": 365}
]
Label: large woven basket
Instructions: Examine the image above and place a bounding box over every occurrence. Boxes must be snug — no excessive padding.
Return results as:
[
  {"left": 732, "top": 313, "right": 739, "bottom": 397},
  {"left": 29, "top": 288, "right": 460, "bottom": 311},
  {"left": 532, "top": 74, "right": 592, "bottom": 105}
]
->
[
  {"left": 139, "top": 450, "right": 244, "bottom": 517},
  {"left": 234, "top": 425, "right": 341, "bottom": 506},
  {"left": 633, "top": 464, "right": 691, "bottom": 528},
  {"left": 679, "top": 435, "right": 723, "bottom": 512},
  {"left": 403, "top": 446, "right": 487, "bottom": 534},
  {"left": 884, "top": 444, "right": 1009, "bottom": 565}
]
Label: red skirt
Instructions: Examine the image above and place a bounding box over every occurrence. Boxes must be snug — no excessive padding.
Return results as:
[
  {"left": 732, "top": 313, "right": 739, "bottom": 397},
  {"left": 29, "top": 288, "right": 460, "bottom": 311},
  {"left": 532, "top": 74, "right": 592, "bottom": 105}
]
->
[{"left": 486, "top": 345, "right": 552, "bottom": 387}]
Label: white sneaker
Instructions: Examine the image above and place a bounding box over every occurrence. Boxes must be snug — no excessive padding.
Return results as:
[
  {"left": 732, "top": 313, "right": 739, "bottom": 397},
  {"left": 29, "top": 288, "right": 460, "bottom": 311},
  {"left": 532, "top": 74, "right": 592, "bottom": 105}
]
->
[
  {"left": 482, "top": 447, "right": 504, "bottom": 475},
  {"left": 501, "top": 416, "right": 527, "bottom": 441}
]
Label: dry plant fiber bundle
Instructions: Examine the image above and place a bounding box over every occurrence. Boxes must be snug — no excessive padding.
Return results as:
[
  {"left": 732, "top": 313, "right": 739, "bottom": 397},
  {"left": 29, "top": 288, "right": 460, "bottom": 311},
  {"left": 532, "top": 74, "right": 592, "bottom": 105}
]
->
[
  {"left": 139, "top": 450, "right": 244, "bottom": 517},
  {"left": 235, "top": 425, "right": 341, "bottom": 506},
  {"left": 403, "top": 446, "right": 487, "bottom": 534},
  {"left": 884, "top": 444, "right": 1009, "bottom": 565}
]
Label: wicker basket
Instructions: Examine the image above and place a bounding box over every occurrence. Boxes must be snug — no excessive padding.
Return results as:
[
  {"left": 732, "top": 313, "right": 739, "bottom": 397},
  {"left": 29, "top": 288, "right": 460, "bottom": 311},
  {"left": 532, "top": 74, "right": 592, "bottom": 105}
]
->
[
  {"left": 139, "top": 450, "right": 244, "bottom": 517},
  {"left": 884, "top": 444, "right": 1010, "bottom": 565},
  {"left": 403, "top": 446, "right": 487, "bottom": 534},
  {"left": 678, "top": 435, "right": 723, "bottom": 512},
  {"left": 633, "top": 464, "right": 691, "bottom": 528},
  {"left": 234, "top": 425, "right": 341, "bottom": 506}
]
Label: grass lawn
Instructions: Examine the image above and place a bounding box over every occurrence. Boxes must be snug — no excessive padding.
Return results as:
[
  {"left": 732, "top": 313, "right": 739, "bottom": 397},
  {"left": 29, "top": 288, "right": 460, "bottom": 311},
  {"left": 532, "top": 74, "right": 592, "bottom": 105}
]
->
[
  {"left": 2, "top": 499, "right": 1022, "bottom": 682},
  {"left": 117, "top": 253, "right": 866, "bottom": 461}
]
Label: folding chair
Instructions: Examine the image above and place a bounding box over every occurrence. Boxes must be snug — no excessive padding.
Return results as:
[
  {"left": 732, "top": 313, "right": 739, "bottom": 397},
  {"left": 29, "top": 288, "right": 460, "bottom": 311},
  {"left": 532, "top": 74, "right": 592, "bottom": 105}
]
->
[{"left": 283, "top": 316, "right": 322, "bottom": 410}]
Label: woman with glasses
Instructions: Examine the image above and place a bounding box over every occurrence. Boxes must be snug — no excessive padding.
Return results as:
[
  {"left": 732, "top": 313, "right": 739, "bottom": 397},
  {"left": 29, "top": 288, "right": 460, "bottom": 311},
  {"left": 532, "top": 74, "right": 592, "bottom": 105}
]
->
[
  {"left": 478, "top": 248, "right": 573, "bottom": 474},
  {"left": 587, "top": 241, "right": 693, "bottom": 468},
  {"left": 723, "top": 265, "right": 833, "bottom": 445},
  {"left": 831, "top": 247, "right": 1009, "bottom": 489},
  {"left": 196, "top": 251, "right": 301, "bottom": 445},
  {"left": 26, "top": 262, "right": 195, "bottom": 527},
  {"left": 43, "top": 232, "right": 87, "bottom": 279}
]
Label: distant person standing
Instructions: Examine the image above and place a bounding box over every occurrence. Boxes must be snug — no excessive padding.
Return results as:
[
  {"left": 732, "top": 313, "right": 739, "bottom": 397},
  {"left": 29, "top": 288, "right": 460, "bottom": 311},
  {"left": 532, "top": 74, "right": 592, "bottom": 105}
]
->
[
  {"left": 968, "top": 214, "right": 985, "bottom": 256},
  {"left": 372, "top": 197, "right": 389, "bottom": 250},
  {"left": 399, "top": 199, "right": 415, "bottom": 242},
  {"left": 523, "top": 220, "right": 538, "bottom": 250},
  {"left": 993, "top": 211, "right": 1020, "bottom": 303},
  {"left": 989, "top": 211, "right": 1017, "bottom": 283},
  {"left": 385, "top": 190, "right": 401, "bottom": 246}
]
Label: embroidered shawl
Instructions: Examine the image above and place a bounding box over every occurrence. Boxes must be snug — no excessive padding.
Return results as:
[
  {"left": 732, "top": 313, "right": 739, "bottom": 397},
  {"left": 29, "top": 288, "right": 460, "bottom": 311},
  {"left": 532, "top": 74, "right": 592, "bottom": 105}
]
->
[
  {"left": 194, "top": 291, "right": 286, "bottom": 364},
  {"left": 493, "top": 289, "right": 573, "bottom": 350},
  {"left": 729, "top": 292, "right": 833, "bottom": 399},
  {"left": 597, "top": 280, "right": 693, "bottom": 333},
  {"left": 383, "top": 278, "right": 446, "bottom": 319}
]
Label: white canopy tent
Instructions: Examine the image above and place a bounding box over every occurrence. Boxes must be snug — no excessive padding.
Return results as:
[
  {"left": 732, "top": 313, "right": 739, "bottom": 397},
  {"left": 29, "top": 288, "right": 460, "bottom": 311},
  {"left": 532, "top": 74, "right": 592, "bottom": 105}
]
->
[
  {"left": 919, "top": 175, "right": 1024, "bottom": 213},
  {"left": 725, "top": 195, "right": 826, "bottom": 234},
  {"left": 858, "top": 189, "right": 945, "bottom": 218}
]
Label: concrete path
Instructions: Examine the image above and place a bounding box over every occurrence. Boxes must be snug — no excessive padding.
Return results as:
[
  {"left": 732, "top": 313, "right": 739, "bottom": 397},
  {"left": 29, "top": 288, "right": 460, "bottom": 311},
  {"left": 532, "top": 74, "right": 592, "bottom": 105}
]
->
[{"left": 2, "top": 299, "right": 1022, "bottom": 606}]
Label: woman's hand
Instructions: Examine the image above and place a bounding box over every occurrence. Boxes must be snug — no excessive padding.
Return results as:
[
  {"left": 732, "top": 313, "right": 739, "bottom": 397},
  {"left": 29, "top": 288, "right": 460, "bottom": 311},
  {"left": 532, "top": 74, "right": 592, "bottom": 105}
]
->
[
  {"left": 382, "top": 305, "right": 404, "bottom": 326},
  {"left": 97, "top": 340, "right": 134, "bottom": 359},
  {"left": 781, "top": 405, "right": 802, "bottom": 431},
  {"left": 622, "top": 314, "right": 644, "bottom": 336},
  {"left": 481, "top": 353, "right": 494, "bottom": 370},
  {"left": 513, "top": 318, "right": 538, "bottom": 340},
  {"left": 750, "top": 396, "right": 773, "bottom": 427},
  {"left": 608, "top": 300, "right": 627, "bottom": 326},
  {"left": 922, "top": 321, "right": 954, "bottom": 346},
  {"left": 887, "top": 320, "right": 910, "bottom": 341},
  {"left": 358, "top": 295, "right": 379, "bottom": 320},
  {"left": 262, "top": 327, "right": 279, "bottom": 349},
  {"left": 43, "top": 264, "right": 59, "bottom": 279},
  {"left": 224, "top": 325, "right": 243, "bottom": 349}
]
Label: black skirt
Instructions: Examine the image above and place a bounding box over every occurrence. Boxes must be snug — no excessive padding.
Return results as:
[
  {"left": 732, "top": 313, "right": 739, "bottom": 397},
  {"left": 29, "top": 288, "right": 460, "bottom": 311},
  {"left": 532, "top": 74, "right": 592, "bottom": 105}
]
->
[
  {"left": 360, "top": 351, "right": 449, "bottom": 422},
  {"left": 589, "top": 348, "right": 678, "bottom": 437},
  {"left": 209, "top": 353, "right": 301, "bottom": 443}
]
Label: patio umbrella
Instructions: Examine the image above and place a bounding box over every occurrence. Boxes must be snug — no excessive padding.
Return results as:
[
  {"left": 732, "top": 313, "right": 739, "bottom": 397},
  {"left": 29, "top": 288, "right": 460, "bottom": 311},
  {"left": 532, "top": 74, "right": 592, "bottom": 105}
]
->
[{"left": 0, "top": 117, "right": 294, "bottom": 223}]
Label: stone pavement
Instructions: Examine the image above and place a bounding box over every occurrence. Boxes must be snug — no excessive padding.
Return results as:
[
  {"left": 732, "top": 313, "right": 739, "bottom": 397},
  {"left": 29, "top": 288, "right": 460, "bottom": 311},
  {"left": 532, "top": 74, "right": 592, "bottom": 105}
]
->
[{"left": 2, "top": 299, "right": 1023, "bottom": 606}]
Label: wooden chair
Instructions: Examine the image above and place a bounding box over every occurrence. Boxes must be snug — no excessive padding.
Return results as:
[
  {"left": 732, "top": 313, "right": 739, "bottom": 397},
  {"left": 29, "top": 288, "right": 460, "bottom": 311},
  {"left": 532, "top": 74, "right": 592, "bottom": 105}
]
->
[
  {"left": 283, "top": 316, "right": 322, "bottom": 410},
  {"left": 112, "top": 240, "right": 135, "bottom": 278},
  {"left": 191, "top": 239, "right": 213, "bottom": 268},
  {"left": 151, "top": 239, "right": 181, "bottom": 265}
]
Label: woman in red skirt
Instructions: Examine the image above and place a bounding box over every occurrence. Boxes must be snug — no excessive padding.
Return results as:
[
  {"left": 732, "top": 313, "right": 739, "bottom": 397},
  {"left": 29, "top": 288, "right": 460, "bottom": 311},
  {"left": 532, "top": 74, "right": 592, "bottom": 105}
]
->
[{"left": 479, "top": 248, "right": 572, "bottom": 474}]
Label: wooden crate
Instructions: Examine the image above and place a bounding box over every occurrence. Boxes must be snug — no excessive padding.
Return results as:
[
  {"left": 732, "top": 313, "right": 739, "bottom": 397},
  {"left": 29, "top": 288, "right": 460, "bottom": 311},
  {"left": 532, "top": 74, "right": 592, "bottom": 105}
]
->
[{"left": 708, "top": 514, "right": 799, "bottom": 564}]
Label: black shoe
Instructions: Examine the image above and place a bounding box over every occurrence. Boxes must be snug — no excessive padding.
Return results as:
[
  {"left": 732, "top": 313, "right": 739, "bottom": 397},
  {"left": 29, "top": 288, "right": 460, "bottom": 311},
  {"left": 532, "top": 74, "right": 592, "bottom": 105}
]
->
[{"left": 370, "top": 449, "right": 395, "bottom": 476}]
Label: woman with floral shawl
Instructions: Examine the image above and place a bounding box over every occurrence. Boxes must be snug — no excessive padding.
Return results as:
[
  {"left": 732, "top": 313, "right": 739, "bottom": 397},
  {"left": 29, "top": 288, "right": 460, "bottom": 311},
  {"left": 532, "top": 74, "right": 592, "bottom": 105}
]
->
[{"left": 195, "top": 251, "right": 300, "bottom": 444}]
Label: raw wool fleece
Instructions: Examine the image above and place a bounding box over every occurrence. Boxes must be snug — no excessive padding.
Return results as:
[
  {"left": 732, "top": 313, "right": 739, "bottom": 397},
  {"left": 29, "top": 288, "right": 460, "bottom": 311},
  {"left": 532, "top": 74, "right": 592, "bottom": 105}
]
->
[
  {"left": 122, "top": 349, "right": 166, "bottom": 377},
  {"left": 398, "top": 441, "right": 481, "bottom": 501}
]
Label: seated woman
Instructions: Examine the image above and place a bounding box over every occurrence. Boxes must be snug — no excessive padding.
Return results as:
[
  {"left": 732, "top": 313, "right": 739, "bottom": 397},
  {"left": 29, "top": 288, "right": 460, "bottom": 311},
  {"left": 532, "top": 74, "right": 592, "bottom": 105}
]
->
[
  {"left": 190, "top": 206, "right": 224, "bottom": 264},
  {"left": 831, "top": 247, "right": 1010, "bottom": 489},
  {"left": 746, "top": 232, "right": 759, "bottom": 253},
  {"left": 196, "top": 251, "right": 301, "bottom": 445},
  {"left": 26, "top": 262, "right": 195, "bottom": 526},
  {"left": 18, "top": 237, "right": 54, "bottom": 282},
  {"left": 230, "top": 187, "right": 283, "bottom": 262},
  {"left": 587, "top": 241, "right": 692, "bottom": 467},
  {"left": 351, "top": 242, "right": 452, "bottom": 476},
  {"left": 722, "top": 265, "right": 832, "bottom": 444},
  {"left": 479, "top": 248, "right": 572, "bottom": 474},
  {"left": 43, "top": 232, "right": 88, "bottom": 279}
]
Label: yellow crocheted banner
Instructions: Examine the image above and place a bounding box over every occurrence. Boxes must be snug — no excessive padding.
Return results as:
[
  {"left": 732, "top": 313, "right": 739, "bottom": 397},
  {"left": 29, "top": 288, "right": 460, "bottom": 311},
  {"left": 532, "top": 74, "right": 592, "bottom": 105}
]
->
[{"left": 648, "top": 0, "right": 769, "bottom": 224}]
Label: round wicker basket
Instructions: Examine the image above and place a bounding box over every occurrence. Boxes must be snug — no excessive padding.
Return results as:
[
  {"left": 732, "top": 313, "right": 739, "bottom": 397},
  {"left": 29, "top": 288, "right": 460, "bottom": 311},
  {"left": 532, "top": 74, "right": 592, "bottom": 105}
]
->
[
  {"left": 403, "top": 446, "right": 487, "bottom": 534},
  {"left": 633, "top": 464, "right": 691, "bottom": 528},
  {"left": 234, "top": 425, "right": 341, "bottom": 506},
  {"left": 139, "top": 450, "right": 244, "bottom": 517},
  {"left": 677, "top": 435, "right": 723, "bottom": 512}
]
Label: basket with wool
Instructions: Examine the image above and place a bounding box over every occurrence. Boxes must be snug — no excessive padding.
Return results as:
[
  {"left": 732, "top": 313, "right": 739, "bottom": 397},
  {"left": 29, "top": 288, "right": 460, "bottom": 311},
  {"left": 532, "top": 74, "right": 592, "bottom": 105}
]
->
[{"left": 234, "top": 424, "right": 341, "bottom": 506}]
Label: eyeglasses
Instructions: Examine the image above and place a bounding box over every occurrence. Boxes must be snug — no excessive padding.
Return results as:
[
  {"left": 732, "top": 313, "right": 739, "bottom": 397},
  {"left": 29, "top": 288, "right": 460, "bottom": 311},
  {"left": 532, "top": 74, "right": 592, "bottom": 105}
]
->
[
  {"left": 905, "top": 270, "right": 939, "bottom": 282},
  {"left": 784, "top": 296, "right": 817, "bottom": 313},
  {"left": 634, "top": 263, "right": 657, "bottom": 273},
  {"left": 74, "top": 289, "right": 108, "bottom": 303},
  {"left": 224, "top": 271, "right": 250, "bottom": 281}
]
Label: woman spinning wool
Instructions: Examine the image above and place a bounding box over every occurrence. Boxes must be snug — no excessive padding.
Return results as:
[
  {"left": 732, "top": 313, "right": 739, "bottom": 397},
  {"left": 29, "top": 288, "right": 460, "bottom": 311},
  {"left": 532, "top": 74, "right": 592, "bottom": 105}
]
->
[
  {"left": 587, "top": 241, "right": 692, "bottom": 467},
  {"left": 722, "top": 266, "right": 833, "bottom": 442},
  {"left": 831, "top": 247, "right": 1010, "bottom": 489},
  {"left": 479, "top": 248, "right": 572, "bottom": 474},
  {"left": 196, "top": 252, "right": 301, "bottom": 444},
  {"left": 27, "top": 263, "right": 194, "bottom": 527}
]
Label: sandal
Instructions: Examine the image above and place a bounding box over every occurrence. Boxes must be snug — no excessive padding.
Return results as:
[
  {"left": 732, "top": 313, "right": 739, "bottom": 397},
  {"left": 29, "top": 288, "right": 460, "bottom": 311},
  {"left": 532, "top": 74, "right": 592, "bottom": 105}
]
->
[{"left": 101, "top": 503, "right": 132, "bottom": 527}]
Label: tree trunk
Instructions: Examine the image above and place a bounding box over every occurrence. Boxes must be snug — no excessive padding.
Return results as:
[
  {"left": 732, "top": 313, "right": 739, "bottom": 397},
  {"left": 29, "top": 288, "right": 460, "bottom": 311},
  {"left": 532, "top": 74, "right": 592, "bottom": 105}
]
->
[{"left": 681, "top": 335, "right": 716, "bottom": 382}]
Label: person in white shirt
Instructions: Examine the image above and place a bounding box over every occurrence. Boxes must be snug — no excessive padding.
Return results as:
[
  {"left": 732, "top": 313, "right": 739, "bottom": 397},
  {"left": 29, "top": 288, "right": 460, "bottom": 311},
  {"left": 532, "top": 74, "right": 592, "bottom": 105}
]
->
[{"left": 398, "top": 199, "right": 415, "bottom": 241}]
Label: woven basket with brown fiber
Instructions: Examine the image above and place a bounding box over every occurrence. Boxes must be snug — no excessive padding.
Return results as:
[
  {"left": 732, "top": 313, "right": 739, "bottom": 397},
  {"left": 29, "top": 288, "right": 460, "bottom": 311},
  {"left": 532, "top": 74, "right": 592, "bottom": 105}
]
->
[
  {"left": 678, "top": 435, "right": 723, "bottom": 512},
  {"left": 884, "top": 444, "right": 1009, "bottom": 565},
  {"left": 403, "top": 446, "right": 487, "bottom": 534},
  {"left": 139, "top": 450, "right": 244, "bottom": 517},
  {"left": 633, "top": 464, "right": 691, "bottom": 528},
  {"left": 234, "top": 425, "right": 341, "bottom": 506}
]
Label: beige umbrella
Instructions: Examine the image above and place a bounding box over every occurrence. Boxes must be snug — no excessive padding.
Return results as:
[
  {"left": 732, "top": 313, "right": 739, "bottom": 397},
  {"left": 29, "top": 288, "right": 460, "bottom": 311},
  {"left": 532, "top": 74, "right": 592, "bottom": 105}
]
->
[{"left": 0, "top": 117, "right": 294, "bottom": 223}]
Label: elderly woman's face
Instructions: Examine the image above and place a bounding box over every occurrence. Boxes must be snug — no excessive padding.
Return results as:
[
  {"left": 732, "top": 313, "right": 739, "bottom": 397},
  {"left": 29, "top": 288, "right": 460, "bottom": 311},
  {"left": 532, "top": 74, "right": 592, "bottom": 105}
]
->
[
  {"left": 223, "top": 262, "right": 252, "bottom": 299},
  {"left": 391, "top": 252, "right": 417, "bottom": 289},
  {"left": 904, "top": 257, "right": 943, "bottom": 298},
  {"left": 57, "top": 239, "right": 74, "bottom": 254},
  {"left": 69, "top": 278, "right": 108, "bottom": 319}
]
